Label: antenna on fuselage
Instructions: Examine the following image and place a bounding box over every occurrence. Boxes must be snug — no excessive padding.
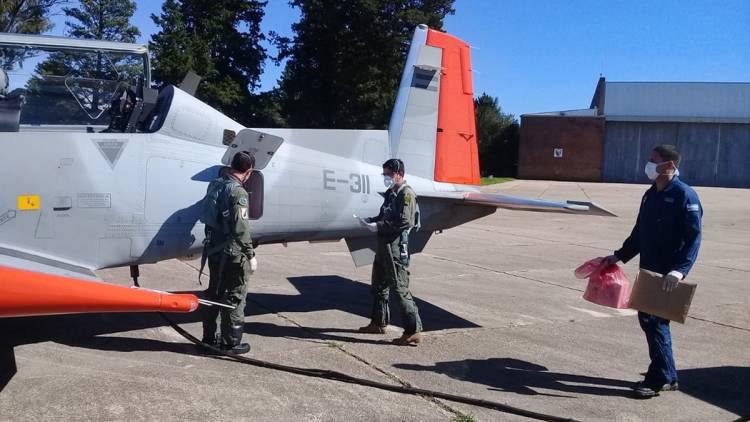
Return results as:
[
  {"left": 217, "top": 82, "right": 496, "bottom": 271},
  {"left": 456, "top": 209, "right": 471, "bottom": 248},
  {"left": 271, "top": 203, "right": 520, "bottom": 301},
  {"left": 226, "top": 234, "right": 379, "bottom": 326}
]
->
[{"left": 179, "top": 71, "right": 202, "bottom": 96}]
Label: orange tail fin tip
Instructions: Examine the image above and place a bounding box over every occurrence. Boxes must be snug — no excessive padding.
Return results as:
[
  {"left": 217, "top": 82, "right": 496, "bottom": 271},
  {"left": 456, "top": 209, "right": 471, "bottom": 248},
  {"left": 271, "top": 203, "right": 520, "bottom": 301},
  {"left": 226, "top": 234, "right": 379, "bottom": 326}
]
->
[{"left": 427, "top": 29, "right": 481, "bottom": 185}]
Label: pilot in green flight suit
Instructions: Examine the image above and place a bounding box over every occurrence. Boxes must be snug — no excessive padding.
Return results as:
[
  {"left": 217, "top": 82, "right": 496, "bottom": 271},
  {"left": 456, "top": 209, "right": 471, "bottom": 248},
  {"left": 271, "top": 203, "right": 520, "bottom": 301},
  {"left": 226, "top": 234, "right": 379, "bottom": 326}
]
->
[
  {"left": 358, "top": 158, "right": 423, "bottom": 346},
  {"left": 201, "top": 152, "right": 257, "bottom": 355}
]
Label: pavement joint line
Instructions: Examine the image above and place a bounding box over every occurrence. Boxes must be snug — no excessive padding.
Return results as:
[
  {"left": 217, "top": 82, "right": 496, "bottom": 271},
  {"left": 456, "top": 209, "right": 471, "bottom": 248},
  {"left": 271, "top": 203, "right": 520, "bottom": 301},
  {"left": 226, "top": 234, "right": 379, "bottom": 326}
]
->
[
  {"left": 244, "top": 297, "right": 465, "bottom": 419},
  {"left": 170, "top": 262, "right": 463, "bottom": 417},
  {"left": 702, "top": 264, "right": 750, "bottom": 274},
  {"left": 686, "top": 315, "right": 750, "bottom": 333},
  {"left": 459, "top": 225, "right": 618, "bottom": 251},
  {"left": 575, "top": 183, "right": 593, "bottom": 201},
  {"left": 174, "top": 244, "right": 750, "bottom": 413},
  {"left": 425, "top": 253, "right": 750, "bottom": 333},
  {"left": 423, "top": 253, "right": 584, "bottom": 293},
  {"left": 537, "top": 184, "right": 551, "bottom": 199}
]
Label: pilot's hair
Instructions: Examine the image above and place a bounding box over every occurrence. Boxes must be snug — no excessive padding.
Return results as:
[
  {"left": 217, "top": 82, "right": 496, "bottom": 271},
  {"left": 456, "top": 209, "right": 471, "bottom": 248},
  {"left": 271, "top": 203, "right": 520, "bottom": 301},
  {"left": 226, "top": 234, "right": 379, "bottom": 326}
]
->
[
  {"left": 382, "top": 158, "right": 405, "bottom": 174},
  {"left": 653, "top": 144, "right": 681, "bottom": 166},
  {"left": 231, "top": 152, "right": 255, "bottom": 172}
]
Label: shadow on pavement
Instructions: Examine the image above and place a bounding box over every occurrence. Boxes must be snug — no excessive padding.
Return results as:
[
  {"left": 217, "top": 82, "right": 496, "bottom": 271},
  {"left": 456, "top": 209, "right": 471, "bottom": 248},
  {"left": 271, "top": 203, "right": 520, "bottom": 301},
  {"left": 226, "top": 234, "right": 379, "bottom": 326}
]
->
[
  {"left": 0, "top": 345, "right": 16, "bottom": 392},
  {"left": 0, "top": 275, "right": 477, "bottom": 349},
  {"left": 678, "top": 366, "right": 750, "bottom": 417},
  {"left": 244, "top": 321, "right": 396, "bottom": 346},
  {"left": 261, "top": 275, "right": 480, "bottom": 332},
  {"left": 394, "top": 357, "right": 633, "bottom": 398}
]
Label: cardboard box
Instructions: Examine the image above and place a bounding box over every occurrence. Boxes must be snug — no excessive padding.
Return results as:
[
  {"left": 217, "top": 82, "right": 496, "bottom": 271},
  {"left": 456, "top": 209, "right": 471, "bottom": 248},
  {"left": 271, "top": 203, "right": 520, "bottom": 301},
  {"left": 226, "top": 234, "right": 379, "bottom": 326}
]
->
[{"left": 628, "top": 269, "right": 697, "bottom": 323}]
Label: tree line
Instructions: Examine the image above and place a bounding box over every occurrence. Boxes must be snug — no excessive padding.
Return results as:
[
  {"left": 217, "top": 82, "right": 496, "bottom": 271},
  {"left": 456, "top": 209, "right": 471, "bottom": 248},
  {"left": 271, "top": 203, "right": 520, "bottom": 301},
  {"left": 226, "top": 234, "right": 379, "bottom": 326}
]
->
[{"left": 1, "top": 0, "right": 518, "bottom": 176}]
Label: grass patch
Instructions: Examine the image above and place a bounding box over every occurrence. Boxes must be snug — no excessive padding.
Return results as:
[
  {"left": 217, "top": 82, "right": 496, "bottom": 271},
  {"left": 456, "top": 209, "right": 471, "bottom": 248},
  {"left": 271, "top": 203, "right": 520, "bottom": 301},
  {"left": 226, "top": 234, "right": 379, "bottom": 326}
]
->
[
  {"left": 326, "top": 341, "right": 340, "bottom": 348},
  {"left": 453, "top": 413, "right": 476, "bottom": 422},
  {"left": 480, "top": 176, "right": 514, "bottom": 186}
]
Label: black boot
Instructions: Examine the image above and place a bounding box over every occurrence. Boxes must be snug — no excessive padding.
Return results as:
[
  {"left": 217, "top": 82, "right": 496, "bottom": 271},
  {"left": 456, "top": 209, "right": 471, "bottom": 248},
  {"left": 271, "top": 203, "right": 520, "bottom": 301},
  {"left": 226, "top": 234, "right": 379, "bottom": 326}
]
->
[
  {"left": 199, "top": 333, "right": 221, "bottom": 354},
  {"left": 221, "top": 324, "right": 250, "bottom": 355}
]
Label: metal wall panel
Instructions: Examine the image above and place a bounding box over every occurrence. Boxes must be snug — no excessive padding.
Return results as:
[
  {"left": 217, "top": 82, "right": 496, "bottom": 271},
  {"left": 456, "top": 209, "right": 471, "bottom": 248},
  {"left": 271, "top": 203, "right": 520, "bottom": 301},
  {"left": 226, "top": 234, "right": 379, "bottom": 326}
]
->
[
  {"left": 717, "top": 124, "right": 750, "bottom": 188},
  {"left": 675, "top": 124, "right": 720, "bottom": 186},
  {"left": 603, "top": 121, "right": 750, "bottom": 187},
  {"left": 601, "top": 122, "right": 641, "bottom": 182}
]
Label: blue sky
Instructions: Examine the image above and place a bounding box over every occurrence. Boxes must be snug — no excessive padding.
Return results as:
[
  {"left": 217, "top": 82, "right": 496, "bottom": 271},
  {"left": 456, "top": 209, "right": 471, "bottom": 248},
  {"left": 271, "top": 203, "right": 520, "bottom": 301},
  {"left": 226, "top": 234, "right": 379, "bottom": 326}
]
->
[{"left": 46, "top": 0, "right": 750, "bottom": 118}]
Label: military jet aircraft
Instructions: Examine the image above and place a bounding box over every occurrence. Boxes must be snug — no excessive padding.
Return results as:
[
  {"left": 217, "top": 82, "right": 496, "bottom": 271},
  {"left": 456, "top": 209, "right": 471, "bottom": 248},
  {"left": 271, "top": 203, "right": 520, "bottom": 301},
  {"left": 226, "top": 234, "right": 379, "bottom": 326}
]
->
[{"left": 0, "top": 25, "right": 613, "bottom": 318}]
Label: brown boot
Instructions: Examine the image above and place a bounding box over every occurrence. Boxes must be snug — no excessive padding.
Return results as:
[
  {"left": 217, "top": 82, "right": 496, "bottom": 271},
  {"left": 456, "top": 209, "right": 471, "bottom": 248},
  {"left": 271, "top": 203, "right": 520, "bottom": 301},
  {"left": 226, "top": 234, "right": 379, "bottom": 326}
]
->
[
  {"left": 393, "top": 332, "right": 423, "bottom": 346},
  {"left": 358, "top": 324, "right": 387, "bottom": 334}
]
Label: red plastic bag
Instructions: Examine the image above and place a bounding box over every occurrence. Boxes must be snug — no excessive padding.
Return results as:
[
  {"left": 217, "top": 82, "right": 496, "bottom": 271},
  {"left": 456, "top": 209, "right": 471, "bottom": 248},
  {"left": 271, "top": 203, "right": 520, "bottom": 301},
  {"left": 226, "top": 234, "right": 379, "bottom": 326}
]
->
[
  {"left": 574, "top": 257, "right": 605, "bottom": 279},
  {"left": 576, "top": 259, "right": 632, "bottom": 309}
]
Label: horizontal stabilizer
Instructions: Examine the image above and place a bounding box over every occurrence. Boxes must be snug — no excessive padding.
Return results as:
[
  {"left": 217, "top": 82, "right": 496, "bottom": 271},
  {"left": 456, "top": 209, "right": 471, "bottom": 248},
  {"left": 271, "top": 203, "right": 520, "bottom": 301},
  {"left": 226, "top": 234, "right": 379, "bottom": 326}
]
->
[
  {"left": 420, "top": 191, "right": 617, "bottom": 217},
  {"left": 345, "top": 237, "right": 376, "bottom": 267}
]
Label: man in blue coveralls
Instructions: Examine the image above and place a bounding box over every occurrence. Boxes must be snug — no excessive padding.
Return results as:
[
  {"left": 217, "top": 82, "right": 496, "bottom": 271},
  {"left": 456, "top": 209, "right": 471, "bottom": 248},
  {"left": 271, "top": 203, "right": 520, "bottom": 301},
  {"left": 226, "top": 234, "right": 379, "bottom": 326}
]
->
[{"left": 604, "top": 144, "right": 703, "bottom": 399}]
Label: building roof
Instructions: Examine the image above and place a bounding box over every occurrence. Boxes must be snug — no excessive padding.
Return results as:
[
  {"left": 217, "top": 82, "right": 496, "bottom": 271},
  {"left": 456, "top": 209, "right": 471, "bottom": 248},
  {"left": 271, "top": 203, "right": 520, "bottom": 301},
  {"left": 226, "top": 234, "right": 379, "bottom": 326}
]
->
[
  {"left": 522, "top": 108, "right": 599, "bottom": 118},
  {"left": 601, "top": 81, "right": 750, "bottom": 123}
]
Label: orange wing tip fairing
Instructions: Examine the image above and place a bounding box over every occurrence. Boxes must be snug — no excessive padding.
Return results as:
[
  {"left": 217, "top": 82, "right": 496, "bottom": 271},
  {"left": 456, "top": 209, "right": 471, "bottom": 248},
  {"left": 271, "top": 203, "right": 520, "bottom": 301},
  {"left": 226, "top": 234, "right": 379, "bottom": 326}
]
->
[{"left": 0, "top": 265, "right": 199, "bottom": 318}]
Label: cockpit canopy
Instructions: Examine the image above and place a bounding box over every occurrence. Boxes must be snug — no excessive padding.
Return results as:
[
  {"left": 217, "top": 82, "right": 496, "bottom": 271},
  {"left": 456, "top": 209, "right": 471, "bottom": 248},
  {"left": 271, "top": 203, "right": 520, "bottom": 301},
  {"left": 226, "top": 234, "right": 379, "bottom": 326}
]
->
[{"left": 0, "top": 33, "right": 148, "bottom": 129}]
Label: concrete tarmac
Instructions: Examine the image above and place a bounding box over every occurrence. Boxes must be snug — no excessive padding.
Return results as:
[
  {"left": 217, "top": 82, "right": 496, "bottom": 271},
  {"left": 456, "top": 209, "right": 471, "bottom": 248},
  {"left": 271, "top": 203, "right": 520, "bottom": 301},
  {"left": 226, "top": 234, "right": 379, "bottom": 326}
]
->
[{"left": 1, "top": 180, "right": 748, "bottom": 421}]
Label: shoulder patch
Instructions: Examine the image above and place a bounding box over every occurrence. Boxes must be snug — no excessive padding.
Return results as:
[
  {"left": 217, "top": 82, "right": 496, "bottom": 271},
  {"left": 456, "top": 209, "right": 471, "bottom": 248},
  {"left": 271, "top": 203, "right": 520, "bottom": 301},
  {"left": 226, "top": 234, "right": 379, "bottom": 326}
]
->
[
  {"left": 239, "top": 197, "right": 248, "bottom": 206},
  {"left": 404, "top": 193, "right": 412, "bottom": 204},
  {"left": 687, "top": 204, "right": 700, "bottom": 212}
]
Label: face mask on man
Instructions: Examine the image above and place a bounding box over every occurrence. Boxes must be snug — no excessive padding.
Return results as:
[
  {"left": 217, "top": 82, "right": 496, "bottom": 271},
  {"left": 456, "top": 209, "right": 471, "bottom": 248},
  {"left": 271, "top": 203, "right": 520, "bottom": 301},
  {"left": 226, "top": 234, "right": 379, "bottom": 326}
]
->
[
  {"left": 383, "top": 175, "right": 395, "bottom": 188},
  {"left": 644, "top": 161, "right": 680, "bottom": 181}
]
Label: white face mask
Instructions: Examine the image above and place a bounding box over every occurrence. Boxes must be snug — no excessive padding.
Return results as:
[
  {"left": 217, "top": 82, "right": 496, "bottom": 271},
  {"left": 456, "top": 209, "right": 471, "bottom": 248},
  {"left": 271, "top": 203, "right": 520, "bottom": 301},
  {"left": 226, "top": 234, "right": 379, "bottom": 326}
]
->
[
  {"left": 645, "top": 161, "right": 679, "bottom": 181},
  {"left": 644, "top": 162, "right": 660, "bottom": 180},
  {"left": 383, "top": 175, "right": 394, "bottom": 188}
]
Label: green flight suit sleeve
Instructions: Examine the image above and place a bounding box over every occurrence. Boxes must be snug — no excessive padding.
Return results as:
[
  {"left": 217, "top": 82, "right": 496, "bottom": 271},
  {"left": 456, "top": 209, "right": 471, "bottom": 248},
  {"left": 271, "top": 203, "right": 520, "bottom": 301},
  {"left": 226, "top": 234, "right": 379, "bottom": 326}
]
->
[
  {"left": 376, "top": 187, "right": 416, "bottom": 235},
  {"left": 228, "top": 186, "right": 255, "bottom": 259}
]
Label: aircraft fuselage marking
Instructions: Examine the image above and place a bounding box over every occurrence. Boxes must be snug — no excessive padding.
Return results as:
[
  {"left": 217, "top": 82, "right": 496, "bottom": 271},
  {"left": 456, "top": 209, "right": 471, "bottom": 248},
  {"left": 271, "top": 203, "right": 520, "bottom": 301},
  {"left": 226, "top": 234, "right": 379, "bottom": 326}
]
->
[{"left": 323, "top": 170, "right": 371, "bottom": 194}]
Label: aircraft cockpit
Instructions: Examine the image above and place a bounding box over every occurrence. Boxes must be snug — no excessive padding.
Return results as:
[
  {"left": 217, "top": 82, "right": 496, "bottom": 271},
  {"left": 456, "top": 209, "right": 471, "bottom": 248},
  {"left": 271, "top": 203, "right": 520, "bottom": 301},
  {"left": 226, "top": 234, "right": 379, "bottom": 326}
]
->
[{"left": 0, "top": 33, "right": 153, "bottom": 133}]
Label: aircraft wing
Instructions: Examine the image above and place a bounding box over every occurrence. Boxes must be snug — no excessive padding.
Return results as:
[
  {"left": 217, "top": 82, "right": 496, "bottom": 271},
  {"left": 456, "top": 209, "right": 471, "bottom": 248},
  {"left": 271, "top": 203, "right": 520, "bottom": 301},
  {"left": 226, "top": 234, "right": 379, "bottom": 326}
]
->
[
  {"left": 0, "top": 246, "right": 100, "bottom": 281},
  {"left": 0, "top": 248, "right": 199, "bottom": 318},
  {"left": 419, "top": 191, "right": 617, "bottom": 217}
]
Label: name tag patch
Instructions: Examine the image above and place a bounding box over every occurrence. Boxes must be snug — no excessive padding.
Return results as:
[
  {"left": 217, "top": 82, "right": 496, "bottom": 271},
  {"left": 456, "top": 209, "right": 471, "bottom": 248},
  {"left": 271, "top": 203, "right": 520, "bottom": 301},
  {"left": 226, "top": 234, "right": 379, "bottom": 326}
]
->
[{"left": 664, "top": 197, "right": 675, "bottom": 203}]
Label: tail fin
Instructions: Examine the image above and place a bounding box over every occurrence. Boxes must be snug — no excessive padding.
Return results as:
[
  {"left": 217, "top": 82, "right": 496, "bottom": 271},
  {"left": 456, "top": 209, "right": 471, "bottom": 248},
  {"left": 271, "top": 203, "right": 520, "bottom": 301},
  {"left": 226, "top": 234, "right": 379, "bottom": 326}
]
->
[{"left": 388, "top": 25, "right": 480, "bottom": 185}]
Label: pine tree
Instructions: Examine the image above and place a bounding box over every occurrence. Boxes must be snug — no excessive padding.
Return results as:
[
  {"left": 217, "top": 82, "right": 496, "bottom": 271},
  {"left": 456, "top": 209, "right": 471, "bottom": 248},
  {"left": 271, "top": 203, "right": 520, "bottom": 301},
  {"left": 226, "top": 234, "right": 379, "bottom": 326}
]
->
[
  {"left": 0, "top": 0, "right": 60, "bottom": 34},
  {"left": 150, "top": 0, "right": 268, "bottom": 125},
  {"left": 26, "top": 0, "right": 142, "bottom": 123},
  {"left": 1, "top": 0, "right": 63, "bottom": 69},
  {"left": 64, "top": 0, "right": 140, "bottom": 42},
  {"left": 276, "top": 0, "right": 455, "bottom": 129}
]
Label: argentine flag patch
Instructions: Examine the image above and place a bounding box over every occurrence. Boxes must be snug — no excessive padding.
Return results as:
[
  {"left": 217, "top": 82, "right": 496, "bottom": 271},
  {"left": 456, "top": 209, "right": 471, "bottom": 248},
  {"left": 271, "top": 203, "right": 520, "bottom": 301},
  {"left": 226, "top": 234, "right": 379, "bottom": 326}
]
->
[{"left": 687, "top": 204, "right": 700, "bottom": 212}]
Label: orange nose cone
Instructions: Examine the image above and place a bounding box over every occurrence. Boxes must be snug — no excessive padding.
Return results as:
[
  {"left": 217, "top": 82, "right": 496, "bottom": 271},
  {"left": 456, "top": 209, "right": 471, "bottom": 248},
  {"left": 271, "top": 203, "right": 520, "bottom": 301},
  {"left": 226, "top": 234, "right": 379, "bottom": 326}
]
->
[
  {"left": 160, "top": 294, "right": 200, "bottom": 313},
  {"left": 0, "top": 265, "right": 200, "bottom": 318}
]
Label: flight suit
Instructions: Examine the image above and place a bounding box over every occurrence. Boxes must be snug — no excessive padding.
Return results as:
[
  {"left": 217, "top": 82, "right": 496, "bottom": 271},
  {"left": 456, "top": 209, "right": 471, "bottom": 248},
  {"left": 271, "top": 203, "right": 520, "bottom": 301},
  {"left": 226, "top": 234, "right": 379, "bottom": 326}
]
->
[
  {"left": 615, "top": 176, "right": 702, "bottom": 390},
  {"left": 202, "top": 176, "right": 255, "bottom": 348},
  {"left": 368, "top": 182, "right": 422, "bottom": 334}
]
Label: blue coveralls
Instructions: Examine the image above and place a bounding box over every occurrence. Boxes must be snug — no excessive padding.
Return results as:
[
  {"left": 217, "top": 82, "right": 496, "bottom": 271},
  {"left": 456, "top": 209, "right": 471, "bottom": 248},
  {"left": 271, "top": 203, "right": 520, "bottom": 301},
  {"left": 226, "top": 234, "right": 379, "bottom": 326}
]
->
[{"left": 615, "top": 177, "right": 702, "bottom": 389}]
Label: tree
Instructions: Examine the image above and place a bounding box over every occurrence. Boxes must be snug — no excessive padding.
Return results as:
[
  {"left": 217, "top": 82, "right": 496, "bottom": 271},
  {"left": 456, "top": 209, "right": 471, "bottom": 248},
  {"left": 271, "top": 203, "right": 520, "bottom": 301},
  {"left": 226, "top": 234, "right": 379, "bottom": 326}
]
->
[
  {"left": 150, "top": 0, "right": 269, "bottom": 126},
  {"left": 474, "top": 93, "right": 518, "bottom": 177},
  {"left": 276, "top": 0, "right": 455, "bottom": 129},
  {"left": 25, "top": 0, "right": 143, "bottom": 124},
  {"left": 0, "top": 0, "right": 60, "bottom": 34},
  {"left": 64, "top": 0, "right": 140, "bottom": 42},
  {"left": 1, "top": 0, "right": 64, "bottom": 70}
]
